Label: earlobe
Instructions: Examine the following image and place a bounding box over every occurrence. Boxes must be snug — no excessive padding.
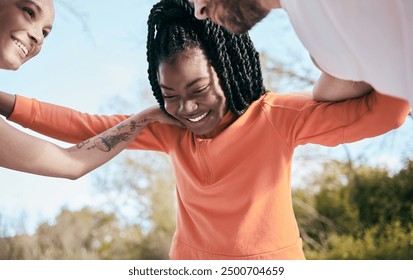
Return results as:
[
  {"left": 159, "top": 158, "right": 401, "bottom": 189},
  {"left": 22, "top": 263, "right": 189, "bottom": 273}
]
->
[{"left": 193, "top": 0, "right": 209, "bottom": 20}]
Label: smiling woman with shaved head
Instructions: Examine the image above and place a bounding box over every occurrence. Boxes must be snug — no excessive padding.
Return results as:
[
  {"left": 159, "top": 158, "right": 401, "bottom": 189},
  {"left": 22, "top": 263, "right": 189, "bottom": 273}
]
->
[
  {"left": 0, "top": 0, "right": 54, "bottom": 70},
  {"left": 0, "top": 0, "right": 156, "bottom": 179}
]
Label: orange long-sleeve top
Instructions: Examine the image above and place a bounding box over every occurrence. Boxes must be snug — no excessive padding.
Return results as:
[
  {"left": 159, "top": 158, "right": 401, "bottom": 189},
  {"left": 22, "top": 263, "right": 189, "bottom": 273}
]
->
[{"left": 8, "top": 91, "right": 410, "bottom": 259}]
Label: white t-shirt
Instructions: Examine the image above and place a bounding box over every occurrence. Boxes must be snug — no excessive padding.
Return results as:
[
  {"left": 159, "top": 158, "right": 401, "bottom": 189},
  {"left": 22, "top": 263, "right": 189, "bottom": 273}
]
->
[{"left": 281, "top": 0, "right": 413, "bottom": 105}]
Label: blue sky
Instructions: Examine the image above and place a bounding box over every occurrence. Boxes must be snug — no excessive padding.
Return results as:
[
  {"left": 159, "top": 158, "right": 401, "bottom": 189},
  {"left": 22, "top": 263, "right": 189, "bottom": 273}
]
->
[{"left": 0, "top": 0, "right": 412, "bottom": 235}]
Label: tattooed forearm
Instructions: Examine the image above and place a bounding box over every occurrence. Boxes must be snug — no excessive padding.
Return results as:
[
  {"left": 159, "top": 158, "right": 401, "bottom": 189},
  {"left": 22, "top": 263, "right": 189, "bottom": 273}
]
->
[
  {"left": 94, "top": 132, "right": 132, "bottom": 152},
  {"left": 76, "top": 116, "right": 152, "bottom": 152},
  {"left": 77, "top": 139, "right": 90, "bottom": 149},
  {"left": 130, "top": 120, "right": 138, "bottom": 132},
  {"left": 79, "top": 130, "right": 132, "bottom": 152},
  {"left": 130, "top": 117, "right": 152, "bottom": 132},
  {"left": 116, "top": 123, "right": 127, "bottom": 130}
]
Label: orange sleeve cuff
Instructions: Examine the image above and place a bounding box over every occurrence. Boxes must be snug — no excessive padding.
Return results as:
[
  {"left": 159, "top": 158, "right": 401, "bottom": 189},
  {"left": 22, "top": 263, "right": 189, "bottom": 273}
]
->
[{"left": 8, "top": 94, "right": 37, "bottom": 128}]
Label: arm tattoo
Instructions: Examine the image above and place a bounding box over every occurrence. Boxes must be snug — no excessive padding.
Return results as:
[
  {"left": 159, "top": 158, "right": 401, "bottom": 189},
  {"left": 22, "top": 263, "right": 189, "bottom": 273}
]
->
[
  {"left": 94, "top": 132, "right": 132, "bottom": 152},
  {"left": 130, "top": 117, "right": 151, "bottom": 131},
  {"left": 76, "top": 139, "right": 90, "bottom": 149},
  {"left": 130, "top": 120, "right": 138, "bottom": 132},
  {"left": 116, "top": 123, "right": 127, "bottom": 130},
  {"left": 75, "top": 117, "right": 150, "bottom": 152}
]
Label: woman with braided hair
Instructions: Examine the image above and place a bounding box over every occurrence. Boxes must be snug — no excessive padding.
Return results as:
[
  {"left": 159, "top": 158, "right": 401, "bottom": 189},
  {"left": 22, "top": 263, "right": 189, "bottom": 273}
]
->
[{"left": 0, "top": 0, "right": 410, "bottom": 259}]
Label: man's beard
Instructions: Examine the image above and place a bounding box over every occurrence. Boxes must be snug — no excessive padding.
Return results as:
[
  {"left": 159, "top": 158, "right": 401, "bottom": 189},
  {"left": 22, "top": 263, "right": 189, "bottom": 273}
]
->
[{"left": 218, "top": 0, "right": 269, "bottom": 33}]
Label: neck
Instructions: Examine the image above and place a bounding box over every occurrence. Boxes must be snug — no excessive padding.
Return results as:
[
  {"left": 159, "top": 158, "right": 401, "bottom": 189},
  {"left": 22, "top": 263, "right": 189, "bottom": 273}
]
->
[{"left": 261, "top": 0, "right": 282, "bottom": 10}]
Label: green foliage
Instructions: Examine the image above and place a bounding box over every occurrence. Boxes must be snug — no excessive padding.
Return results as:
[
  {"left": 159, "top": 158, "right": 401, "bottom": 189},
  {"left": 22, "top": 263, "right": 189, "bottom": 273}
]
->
[
  {"left": 307, "top": 221, "right": 413, "bottom": 260},
  {"left": 296, "top": 158, "right": 413, "bottom": 259}
]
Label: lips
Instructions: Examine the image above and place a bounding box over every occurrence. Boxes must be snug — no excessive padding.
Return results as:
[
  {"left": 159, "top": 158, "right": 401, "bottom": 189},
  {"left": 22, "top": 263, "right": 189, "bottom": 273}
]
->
[
  {"left": 13, "top": 38, "right": 29, "bottom": 57},
  {"left": 187, "top": 111, "right": 209, "bottom": 123}
]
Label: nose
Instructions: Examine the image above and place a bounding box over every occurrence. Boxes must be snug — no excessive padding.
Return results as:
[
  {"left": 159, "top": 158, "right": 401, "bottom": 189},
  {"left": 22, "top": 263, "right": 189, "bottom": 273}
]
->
[
  {"left": 179, "top": 98, "right": 198, "bottom": 114},
  {"left": 192, "top": 0, "right": 209, "bottom": 20},
  {"left": 28, "top": 26, "right": 44, "bottom": 46}
]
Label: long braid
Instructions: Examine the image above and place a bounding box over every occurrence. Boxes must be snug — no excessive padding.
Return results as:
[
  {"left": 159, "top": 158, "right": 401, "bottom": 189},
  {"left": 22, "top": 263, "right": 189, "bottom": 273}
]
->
[{"left": 146, "top": 0, "right": 265, "bottom": 116}]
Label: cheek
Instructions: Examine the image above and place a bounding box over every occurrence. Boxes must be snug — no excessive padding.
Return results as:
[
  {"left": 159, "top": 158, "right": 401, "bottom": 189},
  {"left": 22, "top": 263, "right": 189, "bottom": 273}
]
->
[
  {"left": 27, "top": 46, "right": 42, "bottom": 61},
  {"left": 164, "top": 103, "right": 170, "bottom": 113},
  {"left": 211, "top": 84, "right": 227, "bottom": 105},
  {"left": 164, "top": 101, "right": 176, "bottom": 116},
  {"left": 215, "top": 93, "right": 228, "bottom": 115}
]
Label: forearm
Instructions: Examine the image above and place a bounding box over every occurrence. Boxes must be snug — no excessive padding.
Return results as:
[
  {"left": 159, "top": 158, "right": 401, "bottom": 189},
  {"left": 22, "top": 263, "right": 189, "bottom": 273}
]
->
[
  {"left": 60, "top": 111, "right": 154, "bottom": 179},
  {"left": 313, "top": 72, "right": 373, "bottom": 102},
  {"left": 0, "top": 91, "right": 16, "bottom": 118},
  {"left": 341, "top": 92, "right": 410, "bottom": 142},
  {"left": 0, "top": 111, "right": 152, "bottom": 179},
  {"left": 293, "top": 91, "right": 410, "bottom": 147},
  {"left": 9, "top": 94, "right": 134, "bottom": 145}
]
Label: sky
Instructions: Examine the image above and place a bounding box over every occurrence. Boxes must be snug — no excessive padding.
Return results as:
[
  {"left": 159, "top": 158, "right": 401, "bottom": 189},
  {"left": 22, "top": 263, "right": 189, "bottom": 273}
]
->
[{"left": 0, "top": 0, "right": 412, "bottom": 235}]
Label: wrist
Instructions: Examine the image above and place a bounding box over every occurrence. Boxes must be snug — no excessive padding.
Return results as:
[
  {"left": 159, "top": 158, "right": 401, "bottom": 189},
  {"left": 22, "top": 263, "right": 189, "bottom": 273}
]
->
[
  {"left": 0, "top": 91, "right": 16, "bottom": 118},
  {"left": 141, "top": 106, "right": 165, "bottom": 123},
  {"left": 130, "top": 108, "right": 159, "bottom": 129}
]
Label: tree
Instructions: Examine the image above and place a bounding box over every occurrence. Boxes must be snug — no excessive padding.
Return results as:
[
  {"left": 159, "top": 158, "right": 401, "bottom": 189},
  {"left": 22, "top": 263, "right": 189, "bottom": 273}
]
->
[
  {"left": 296, "top": 159, "right": 413, "bottom": 259},
  {"left": 0, "top": 208, "right": 145, "bottom": 260},
  {"left": 93, "top": 151, "right": 176, "bottom": 259}
]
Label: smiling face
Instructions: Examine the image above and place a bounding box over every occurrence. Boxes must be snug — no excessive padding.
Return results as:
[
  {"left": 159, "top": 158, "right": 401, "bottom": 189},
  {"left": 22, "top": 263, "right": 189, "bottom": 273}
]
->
[
  {"left": 188, "top": 0, "right": 270, "bottom": 33},
  {"left": 157, "top": 47, "right": 228, "bottom": 136},
  {"left": 0, "top": 0, "right": 54, "bottom": 70}
]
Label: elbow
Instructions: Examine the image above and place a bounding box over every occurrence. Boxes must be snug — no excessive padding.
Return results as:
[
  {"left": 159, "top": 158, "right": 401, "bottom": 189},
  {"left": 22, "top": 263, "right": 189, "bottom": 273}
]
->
[
  {"left": 374, "top": 93, "right": 411, "bottom": 130},
  {"left": 394, "top": 100, "right": 411, "bottom": 128},
  {"left": 64, "top": 168, "right": 88, "bottom": 180},
  {"left": 66, "top": 173, "right": 84, "bottom": 180},
  {"left": 383, "top": 106, "right": 410, "bottom": 132},
  {"left": 383, "top": 108, "right": 410, "bottom": 135},
  {"left": 66, "top": 174, "right": 83, "bottom": 180},
  {"left": 394, "top": 114, "right": 410, "bottom": 130},
  {"left": 312, "top": 85, "right": 327, "bottom": 102}
]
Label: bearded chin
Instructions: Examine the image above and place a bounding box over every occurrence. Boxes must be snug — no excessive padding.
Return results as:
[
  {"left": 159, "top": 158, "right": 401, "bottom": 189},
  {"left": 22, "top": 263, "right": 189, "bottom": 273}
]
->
[{"left": 222, "top": 5, "right": 269, "bottom": 34}]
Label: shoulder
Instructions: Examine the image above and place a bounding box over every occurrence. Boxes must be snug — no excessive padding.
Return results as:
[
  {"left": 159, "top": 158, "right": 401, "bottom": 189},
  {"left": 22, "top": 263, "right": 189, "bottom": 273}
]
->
[
  {"left": 136, "top": 122, "right": 186, "bottom": 152},
  {"left": 240, "top": 91, "right": 315, "bottom": 128},
  {"left": 255, "top": 91, "right": 314, "bottom": 112}
]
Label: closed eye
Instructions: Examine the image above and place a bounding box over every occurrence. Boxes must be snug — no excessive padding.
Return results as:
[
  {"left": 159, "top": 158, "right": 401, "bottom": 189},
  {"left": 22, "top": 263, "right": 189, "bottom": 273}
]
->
[
  {"left": 163, "top": 94, "right": 178, "bottom": 100},
  {"left": 193, "top": 85, "right": 209, "bottom": 94}
]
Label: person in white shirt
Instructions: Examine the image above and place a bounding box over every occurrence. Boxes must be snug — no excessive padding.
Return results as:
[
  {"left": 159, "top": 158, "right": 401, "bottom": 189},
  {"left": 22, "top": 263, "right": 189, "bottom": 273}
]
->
[{"left": 188, "top": 0, "right": 413, "bottom": 106}]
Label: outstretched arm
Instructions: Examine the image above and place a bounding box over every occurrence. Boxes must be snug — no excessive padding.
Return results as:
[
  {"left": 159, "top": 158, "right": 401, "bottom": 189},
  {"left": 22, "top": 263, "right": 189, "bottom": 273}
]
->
[
  {"left": 0, "top": 91, "right": 149, "bottom": 147},
  {"left": 0, "top": 107, "right": 180, "bottom": 179},
  {"left": 310, "top": 56, "right": 373, "bottom": 102}
]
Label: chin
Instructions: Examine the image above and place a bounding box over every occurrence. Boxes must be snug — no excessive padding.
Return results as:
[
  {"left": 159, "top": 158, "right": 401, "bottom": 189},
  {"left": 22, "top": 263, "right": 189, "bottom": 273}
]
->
[
  {"left": 9, "top": 65, "right": 20, "bottom": 71},
  {"left": 2, "top": 60, "right": 21, "bottom": 71},
  {"left": 191, "top": 127, "right": 213, "bottom": 136},
  {"left": 2, "top": 65, "right": 20, "bottom": 71},
  {"left": 1, "top": 53, "right": 25, "bottom": 70}
]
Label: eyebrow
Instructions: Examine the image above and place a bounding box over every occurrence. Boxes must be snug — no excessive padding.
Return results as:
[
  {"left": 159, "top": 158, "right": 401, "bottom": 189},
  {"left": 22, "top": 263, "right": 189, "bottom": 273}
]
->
[
  {"left": 21, "top": 0, "right": 53, "bottom": 30},
  {"left": 160, "top": 77, "right": 210, "bottom": 91},
  {"left": 22, "top": 0, "right": 43, "bottom": 12}
]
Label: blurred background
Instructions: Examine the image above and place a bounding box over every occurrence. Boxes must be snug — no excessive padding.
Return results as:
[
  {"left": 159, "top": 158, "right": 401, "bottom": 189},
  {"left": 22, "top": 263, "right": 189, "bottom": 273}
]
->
[{"left": 0, "top": 0, "right": 412, "bottom": 259}]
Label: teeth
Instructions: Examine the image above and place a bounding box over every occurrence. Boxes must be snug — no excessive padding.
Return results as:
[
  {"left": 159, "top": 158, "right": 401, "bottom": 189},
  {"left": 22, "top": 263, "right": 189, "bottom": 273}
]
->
[
  {"left": 188, "top": 112, "right": 208, "bottom": 123},
  {"left": 14, "top": 39, "right": 29, "bottom": 56}
]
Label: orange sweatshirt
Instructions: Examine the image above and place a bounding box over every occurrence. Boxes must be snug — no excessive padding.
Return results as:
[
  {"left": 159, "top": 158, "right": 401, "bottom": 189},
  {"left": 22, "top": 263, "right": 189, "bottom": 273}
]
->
[{"left": 9, "top": 91, "right": 410, "bottom": 259}]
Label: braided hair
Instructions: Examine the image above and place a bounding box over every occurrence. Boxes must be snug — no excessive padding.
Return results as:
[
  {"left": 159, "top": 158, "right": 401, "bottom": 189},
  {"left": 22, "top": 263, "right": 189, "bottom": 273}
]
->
[{"left": 147, "top": 0, "right": 265, "bottom": 116}]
